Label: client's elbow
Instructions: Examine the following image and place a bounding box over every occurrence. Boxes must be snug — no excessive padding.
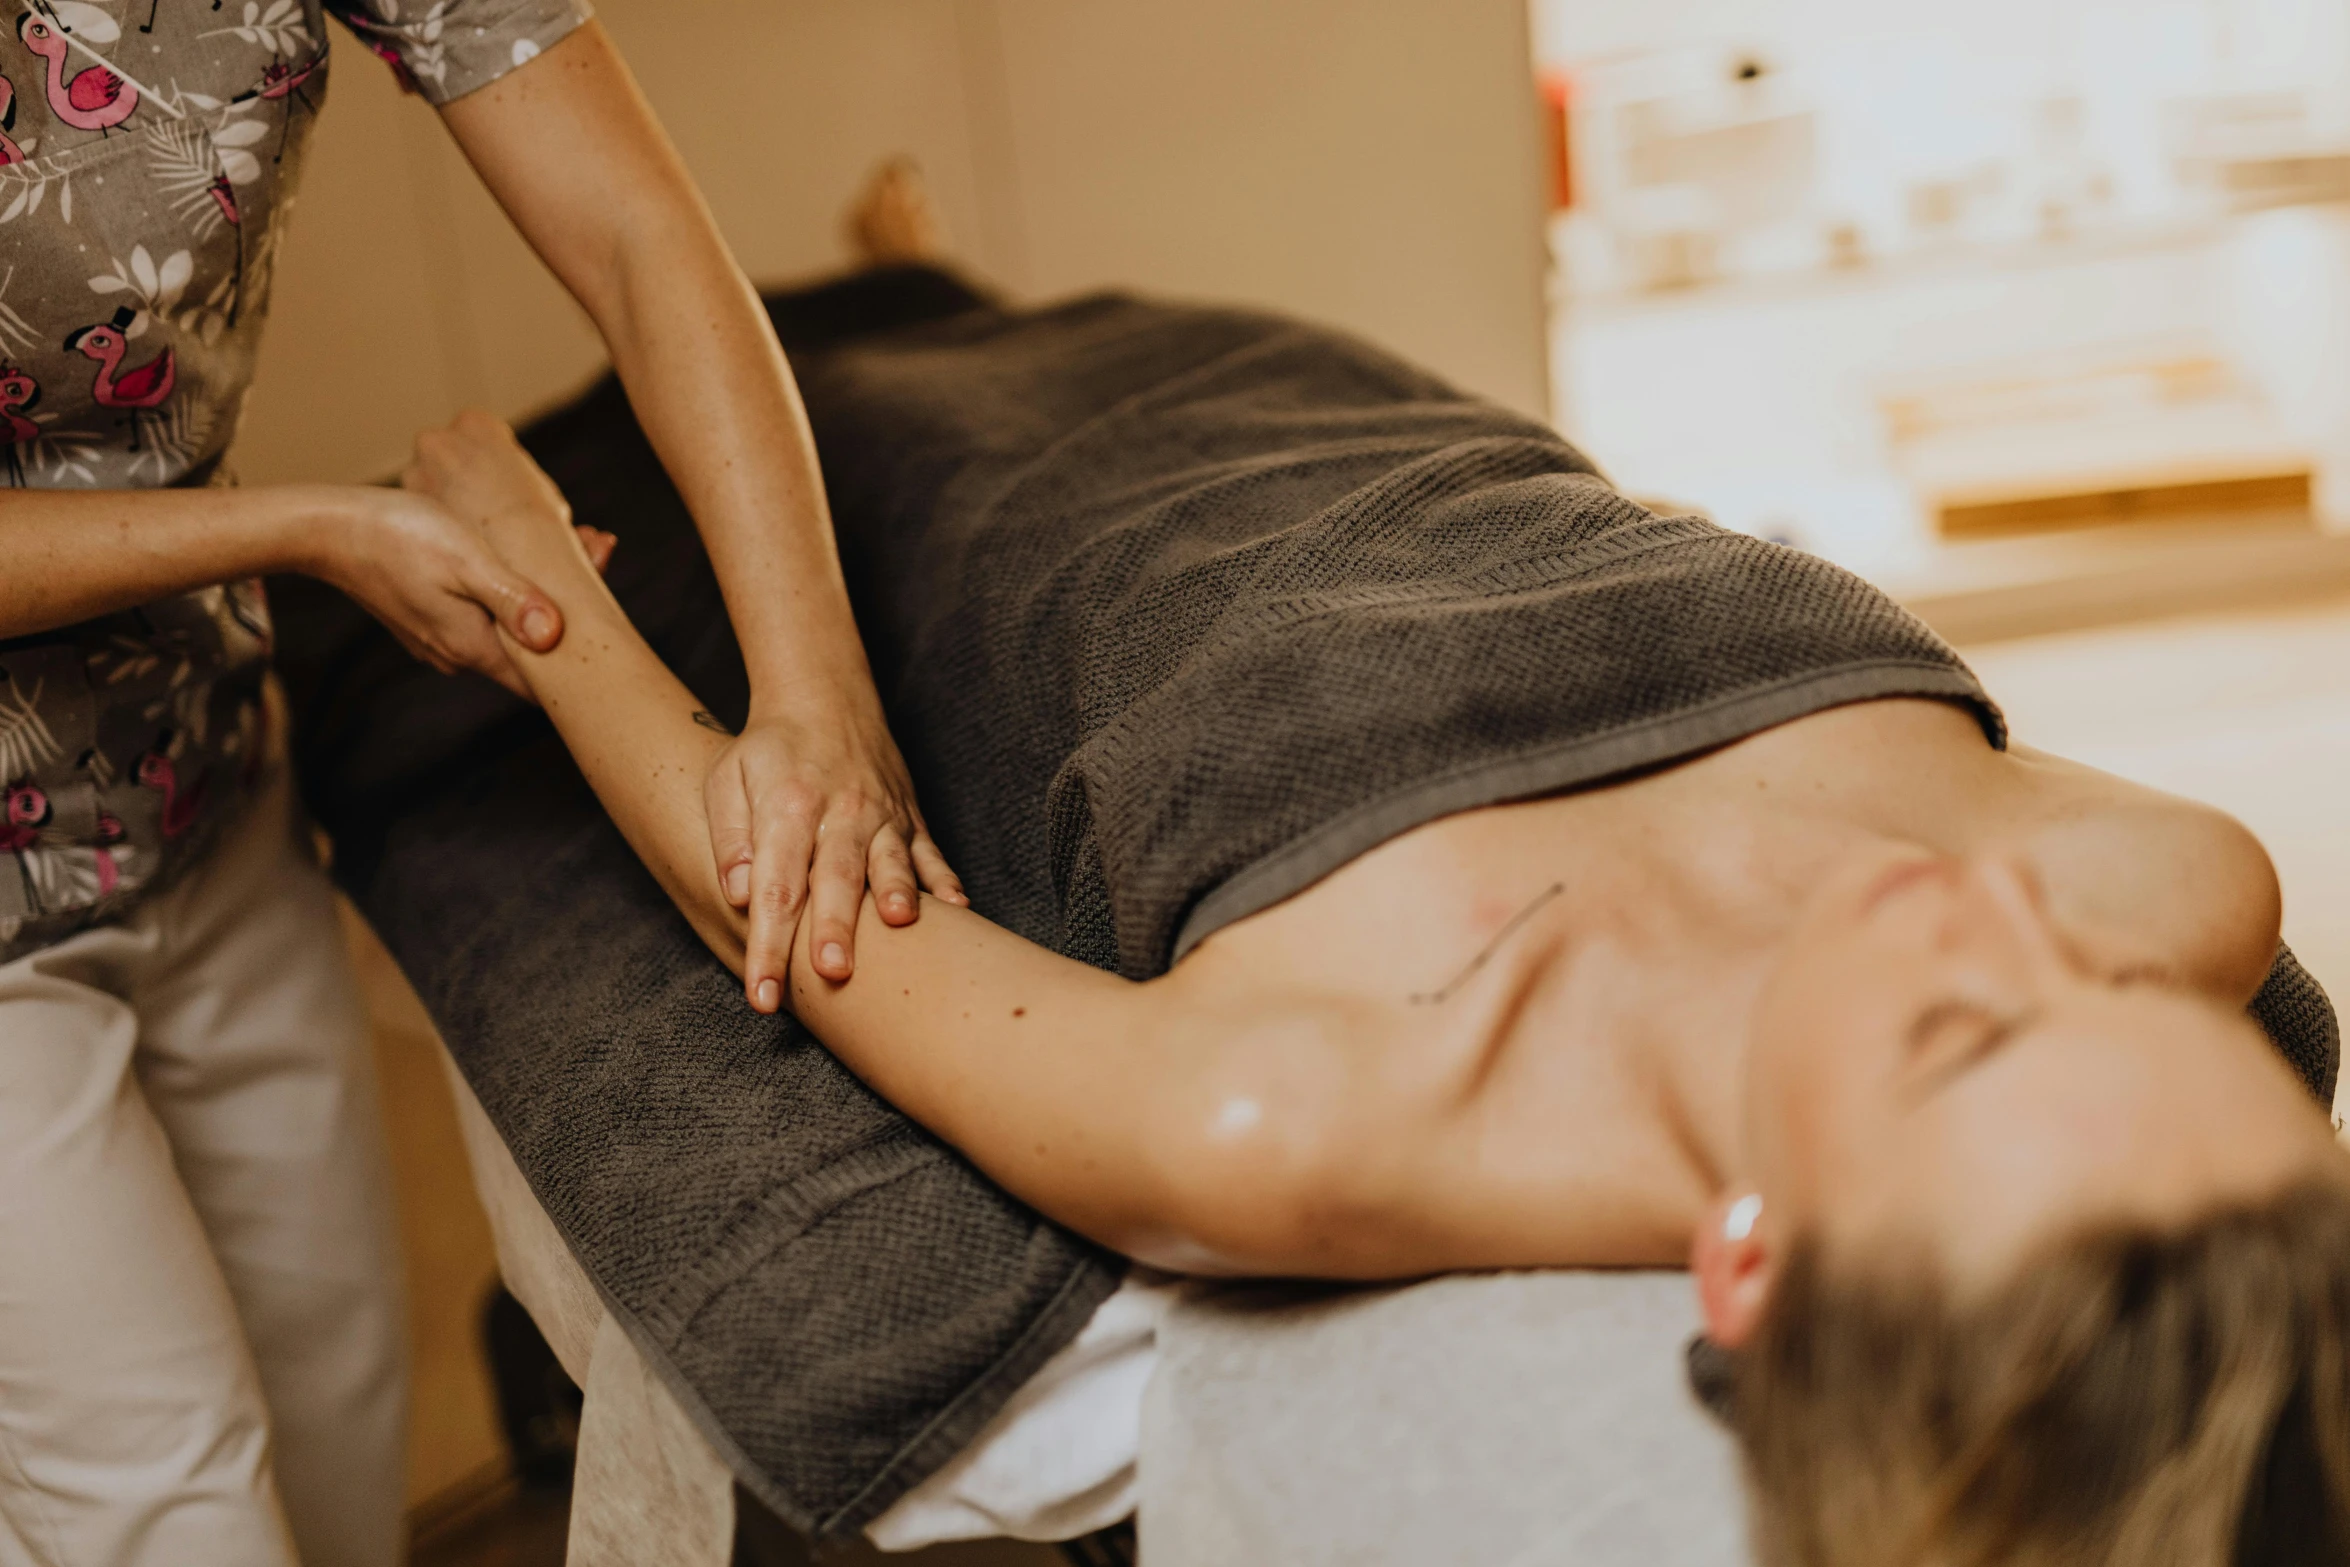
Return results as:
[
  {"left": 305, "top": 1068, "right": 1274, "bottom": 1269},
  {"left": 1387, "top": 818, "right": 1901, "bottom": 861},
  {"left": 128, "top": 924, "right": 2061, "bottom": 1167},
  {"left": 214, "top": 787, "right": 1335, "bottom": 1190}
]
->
[
  {"left": 673, "top": 885, "right": 750, "bottom": 984},
  {"left": 1129, "top": 1023, "right": 1405, "bottom": 1277}
]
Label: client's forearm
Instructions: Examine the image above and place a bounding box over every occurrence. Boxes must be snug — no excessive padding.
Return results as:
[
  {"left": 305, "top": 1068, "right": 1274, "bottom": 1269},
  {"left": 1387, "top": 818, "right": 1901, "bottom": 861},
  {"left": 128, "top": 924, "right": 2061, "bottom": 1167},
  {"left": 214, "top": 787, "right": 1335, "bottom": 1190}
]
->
[{"left": 495, "top": 571, "right": 746, "bottom": 966}]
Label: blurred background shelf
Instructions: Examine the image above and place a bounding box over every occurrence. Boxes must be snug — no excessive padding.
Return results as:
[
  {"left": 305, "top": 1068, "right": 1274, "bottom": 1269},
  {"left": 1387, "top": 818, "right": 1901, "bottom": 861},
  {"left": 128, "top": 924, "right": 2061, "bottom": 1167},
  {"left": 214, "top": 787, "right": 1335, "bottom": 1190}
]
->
[{"left": 1892, "top": 515, "right": 2350, "bottom": 643}]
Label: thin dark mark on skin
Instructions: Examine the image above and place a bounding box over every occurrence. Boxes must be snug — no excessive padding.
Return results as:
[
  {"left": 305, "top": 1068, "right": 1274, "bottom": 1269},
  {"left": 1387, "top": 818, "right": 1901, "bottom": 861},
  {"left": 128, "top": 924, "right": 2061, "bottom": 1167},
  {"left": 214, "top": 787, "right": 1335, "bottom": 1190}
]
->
[
  {"left": 1410, "top": 882, "right": 1566, "bottom": 1005},
  {"left": 1013, "top": 1007, "right": 1026, "bottom": 1017},
  {"left": 691, "top": 709, "right": 732, "bottom": 735}
]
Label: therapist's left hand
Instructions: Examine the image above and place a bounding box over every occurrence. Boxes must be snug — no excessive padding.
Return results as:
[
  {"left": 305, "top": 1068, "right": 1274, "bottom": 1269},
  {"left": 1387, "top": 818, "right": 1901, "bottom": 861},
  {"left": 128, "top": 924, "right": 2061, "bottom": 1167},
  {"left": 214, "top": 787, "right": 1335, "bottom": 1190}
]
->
[{"left": 706, "top": 702, "right": 967, "bottom": 1009}]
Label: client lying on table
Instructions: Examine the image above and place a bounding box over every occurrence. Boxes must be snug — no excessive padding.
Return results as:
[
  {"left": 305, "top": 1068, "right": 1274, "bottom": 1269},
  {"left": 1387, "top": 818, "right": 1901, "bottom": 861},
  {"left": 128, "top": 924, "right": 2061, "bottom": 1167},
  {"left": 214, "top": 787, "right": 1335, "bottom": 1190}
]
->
[{"left": 397, "top": 249, "right": 2349, "bottom": 1563}]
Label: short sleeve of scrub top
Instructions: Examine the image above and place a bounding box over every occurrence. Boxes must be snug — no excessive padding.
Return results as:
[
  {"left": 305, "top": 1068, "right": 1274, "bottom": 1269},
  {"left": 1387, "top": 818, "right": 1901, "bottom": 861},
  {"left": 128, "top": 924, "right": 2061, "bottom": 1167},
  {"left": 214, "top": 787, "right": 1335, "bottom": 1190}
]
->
[{"left": 326, "top": 0, "right": 591, "bottom": 105}]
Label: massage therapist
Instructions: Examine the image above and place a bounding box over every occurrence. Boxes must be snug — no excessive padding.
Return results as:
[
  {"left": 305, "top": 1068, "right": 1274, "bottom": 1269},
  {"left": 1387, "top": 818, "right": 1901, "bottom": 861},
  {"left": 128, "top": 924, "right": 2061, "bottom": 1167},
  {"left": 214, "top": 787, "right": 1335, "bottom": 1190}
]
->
[{"left": 0, "top": 3, "right": 960, "bottom": 1561}]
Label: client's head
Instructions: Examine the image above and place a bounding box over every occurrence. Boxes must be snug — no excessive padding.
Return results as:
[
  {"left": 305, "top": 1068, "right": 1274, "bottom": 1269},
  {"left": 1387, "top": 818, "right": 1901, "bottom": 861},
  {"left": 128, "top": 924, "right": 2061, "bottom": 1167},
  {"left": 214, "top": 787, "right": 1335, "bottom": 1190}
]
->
[{"left": 1697, "top": 846, "right": 2350, "bottom": 1564}]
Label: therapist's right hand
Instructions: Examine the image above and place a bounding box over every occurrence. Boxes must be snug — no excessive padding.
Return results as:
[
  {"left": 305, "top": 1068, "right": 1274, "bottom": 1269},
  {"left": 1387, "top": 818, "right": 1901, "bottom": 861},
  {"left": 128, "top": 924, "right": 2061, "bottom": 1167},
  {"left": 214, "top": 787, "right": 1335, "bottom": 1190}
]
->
[{"left": 322, "top": 485, "right": 568, "bottom": 700}]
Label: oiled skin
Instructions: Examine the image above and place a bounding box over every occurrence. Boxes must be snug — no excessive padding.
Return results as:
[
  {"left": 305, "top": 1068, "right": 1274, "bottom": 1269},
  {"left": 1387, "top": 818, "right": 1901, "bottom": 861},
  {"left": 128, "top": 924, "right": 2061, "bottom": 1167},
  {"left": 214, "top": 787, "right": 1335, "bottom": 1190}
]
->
[{"left": 408, "top": 412, "right": 2284, "bottom": 1282}]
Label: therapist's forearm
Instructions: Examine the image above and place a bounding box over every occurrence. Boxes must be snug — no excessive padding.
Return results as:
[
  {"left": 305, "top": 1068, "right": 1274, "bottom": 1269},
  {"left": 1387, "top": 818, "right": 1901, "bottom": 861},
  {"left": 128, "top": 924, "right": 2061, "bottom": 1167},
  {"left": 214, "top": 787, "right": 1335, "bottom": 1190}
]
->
[
  {"left": 0, "top": 485, "right": 327, "bottom": 638},
  {"left": 597, "top": 233, "right": 868, "bottom": 699},
  {"left": 440, "top": 22, "right": 961, "bottom": 992},
  {"left": 440, "top": 38, "right": 866, "bottom": 703}
]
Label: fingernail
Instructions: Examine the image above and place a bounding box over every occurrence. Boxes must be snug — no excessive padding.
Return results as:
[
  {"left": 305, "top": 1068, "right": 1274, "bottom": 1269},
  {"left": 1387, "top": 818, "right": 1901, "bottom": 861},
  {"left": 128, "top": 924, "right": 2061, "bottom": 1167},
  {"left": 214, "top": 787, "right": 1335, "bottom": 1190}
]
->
[
  {"left": 821, "top": 942, "right": 847, "bottom": 973},
  {"left": 520, "top": 606, "right": 555, "bottom": 645},
  {"left": 755, "top": 978, "right": 780, "bottom": 1011},
  {"left": 887, "top": 893, "right": 911, "bottom": 917},
  {"left": 724, "top": 864, "right": 749, "bottom": 904}
]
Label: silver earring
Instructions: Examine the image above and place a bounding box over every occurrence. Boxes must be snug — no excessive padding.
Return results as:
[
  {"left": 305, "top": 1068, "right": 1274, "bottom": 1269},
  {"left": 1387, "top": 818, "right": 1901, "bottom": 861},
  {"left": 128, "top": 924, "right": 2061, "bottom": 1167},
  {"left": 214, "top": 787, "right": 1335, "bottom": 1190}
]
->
[{"left": 1723, "top": 1193, "right": 1763, "bottom": 1243}]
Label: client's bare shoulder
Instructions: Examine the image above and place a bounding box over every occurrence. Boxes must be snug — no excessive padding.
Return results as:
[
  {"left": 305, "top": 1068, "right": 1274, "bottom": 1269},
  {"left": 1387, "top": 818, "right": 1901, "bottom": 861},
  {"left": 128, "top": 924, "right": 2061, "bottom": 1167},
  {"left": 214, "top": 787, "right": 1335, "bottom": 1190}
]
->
[{"left": 1998, "top": 742, "right": 2282, "bottom": 1003}]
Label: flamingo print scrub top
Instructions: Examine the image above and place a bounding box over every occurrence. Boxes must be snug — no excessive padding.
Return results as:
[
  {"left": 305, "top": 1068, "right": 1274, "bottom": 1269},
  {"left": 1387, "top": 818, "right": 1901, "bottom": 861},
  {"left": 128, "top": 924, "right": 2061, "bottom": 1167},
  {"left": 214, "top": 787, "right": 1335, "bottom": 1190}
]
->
[{"left": 0, "top": 0, "right": 588, "bottom": 962}]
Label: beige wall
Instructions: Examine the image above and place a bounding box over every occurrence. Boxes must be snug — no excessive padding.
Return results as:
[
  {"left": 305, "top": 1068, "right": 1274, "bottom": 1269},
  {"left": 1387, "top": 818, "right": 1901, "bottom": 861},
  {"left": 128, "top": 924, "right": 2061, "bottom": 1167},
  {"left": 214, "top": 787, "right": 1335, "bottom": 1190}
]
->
[
  {"left": 980, "top": 0, "right": 1552, "bottom": 416},
  {"left": 231, "top": 0, "right": 1549, "bottom": 485}
]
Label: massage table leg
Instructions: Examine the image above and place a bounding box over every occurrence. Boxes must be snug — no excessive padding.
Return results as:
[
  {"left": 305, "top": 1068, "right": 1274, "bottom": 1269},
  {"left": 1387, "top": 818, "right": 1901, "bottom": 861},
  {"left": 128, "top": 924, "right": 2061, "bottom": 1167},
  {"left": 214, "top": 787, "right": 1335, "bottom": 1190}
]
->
[
  {"left": 570, "top": 1313, "right": 736, "bottom": 1565},
  {"left": 440, "top": 1046, "right": 736, "bottom": 1566}
]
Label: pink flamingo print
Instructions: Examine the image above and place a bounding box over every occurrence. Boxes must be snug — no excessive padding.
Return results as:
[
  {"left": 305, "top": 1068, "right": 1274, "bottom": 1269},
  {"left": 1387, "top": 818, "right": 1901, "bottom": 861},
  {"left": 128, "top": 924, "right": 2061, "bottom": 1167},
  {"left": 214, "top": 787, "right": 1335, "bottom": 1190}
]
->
[
  {"left": 0, "top": 71, "right": 26, "bottom": 164},
  {"left": 198, "top": 174, "right": 243, "bottom": 313},
  {"left": 255, "top": 55, "right": 320, "bottom": 102},
  {"left": 1, "top": 780, "right": 49, "bottom": 854},
  {"left": 136, "top": 739, "right": 203, "bottom": 839},
  {"left": 92, "top": 809, "right": 123, "bottom": 893},
  {"left": 232, "top": 55, "right": 319, "bottom": 161},
  {"left": 360, "top": 36, "right": 419, "bottom": 96},
  {"left": 0, "top": 364, "right": 37, "bottom": 488},
  {"left": 64, "top": 307, "right": 175, "bottom": 452},
  {"left": 17, "top": 9, "right": 137, "bottom": 134}
]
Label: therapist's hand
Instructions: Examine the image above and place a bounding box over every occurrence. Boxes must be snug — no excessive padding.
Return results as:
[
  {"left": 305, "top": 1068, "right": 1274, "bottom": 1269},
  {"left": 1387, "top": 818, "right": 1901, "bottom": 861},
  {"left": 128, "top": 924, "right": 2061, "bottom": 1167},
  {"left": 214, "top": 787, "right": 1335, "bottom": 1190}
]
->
[
  {"left": 363, "top": 413, "right": 620, "bottom": 700},
  {"left": 326, "top": 483, "right": 569, "bottom": 700},
  {"left": 706, "top": 703, "right": 966, "bottom": 1008}
]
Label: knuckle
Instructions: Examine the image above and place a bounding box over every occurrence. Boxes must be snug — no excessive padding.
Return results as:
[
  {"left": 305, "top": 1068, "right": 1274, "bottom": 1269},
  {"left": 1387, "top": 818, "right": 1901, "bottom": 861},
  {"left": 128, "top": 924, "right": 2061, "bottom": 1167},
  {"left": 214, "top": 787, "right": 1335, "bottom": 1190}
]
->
[{"left": 755, "top": 797, "right": 811, "bottom": 839}]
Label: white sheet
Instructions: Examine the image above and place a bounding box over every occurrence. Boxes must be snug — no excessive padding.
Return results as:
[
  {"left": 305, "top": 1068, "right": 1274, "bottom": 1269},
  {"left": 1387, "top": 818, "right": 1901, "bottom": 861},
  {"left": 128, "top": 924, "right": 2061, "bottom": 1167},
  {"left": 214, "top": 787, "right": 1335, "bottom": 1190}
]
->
[{"left": 866, "top": 1273, "right": 1180, "bottom": 1550}]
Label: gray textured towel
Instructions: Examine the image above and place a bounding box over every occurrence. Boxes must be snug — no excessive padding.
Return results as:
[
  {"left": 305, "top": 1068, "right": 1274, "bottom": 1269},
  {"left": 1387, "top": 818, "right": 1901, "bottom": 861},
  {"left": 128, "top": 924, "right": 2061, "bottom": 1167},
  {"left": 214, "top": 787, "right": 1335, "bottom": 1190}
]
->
[
  {"left": 271, "top": 267, "right": 2338, "bottom": 1538},
  {"left": 794, "top": 279, "right": 2002, "bottom": 979}
]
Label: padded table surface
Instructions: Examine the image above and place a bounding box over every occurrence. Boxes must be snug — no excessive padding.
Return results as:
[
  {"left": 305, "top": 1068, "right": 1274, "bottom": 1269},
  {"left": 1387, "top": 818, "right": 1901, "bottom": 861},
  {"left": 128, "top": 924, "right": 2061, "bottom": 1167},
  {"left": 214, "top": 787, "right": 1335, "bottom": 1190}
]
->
[{"left": 1140, "top": 1272, "right": 1747, "bottom": 1567}]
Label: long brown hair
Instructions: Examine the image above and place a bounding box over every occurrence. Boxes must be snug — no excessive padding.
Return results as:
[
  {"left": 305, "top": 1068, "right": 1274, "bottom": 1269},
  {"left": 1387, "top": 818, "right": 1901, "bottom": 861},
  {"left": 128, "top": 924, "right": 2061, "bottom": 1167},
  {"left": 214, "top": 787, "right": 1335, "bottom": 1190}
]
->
[{"left": 1730, "top": 1178, "right": 2350, "bottom": 1566}]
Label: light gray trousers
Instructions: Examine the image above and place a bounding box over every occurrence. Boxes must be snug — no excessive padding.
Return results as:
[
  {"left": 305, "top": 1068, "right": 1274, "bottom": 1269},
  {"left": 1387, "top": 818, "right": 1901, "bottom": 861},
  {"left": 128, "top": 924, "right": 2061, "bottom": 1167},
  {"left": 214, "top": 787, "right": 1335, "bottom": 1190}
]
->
[{"left": 0, "top": 765, "right": 407, "bottom": 1567}]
